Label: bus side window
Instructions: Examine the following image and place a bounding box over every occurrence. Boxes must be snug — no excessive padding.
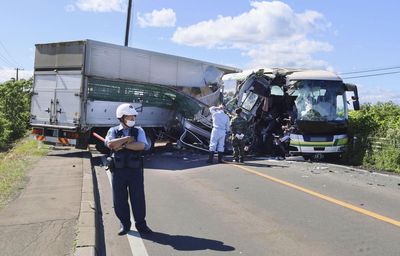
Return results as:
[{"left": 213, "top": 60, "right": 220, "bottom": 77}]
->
[{"left": 336, "top": 94, "right": 345, "bottom": 118}]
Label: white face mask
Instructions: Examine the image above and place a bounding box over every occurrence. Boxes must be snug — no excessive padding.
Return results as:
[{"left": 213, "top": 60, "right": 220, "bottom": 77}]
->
[{"left": 126, "top": 120, "right": 135, "bottom": 127}]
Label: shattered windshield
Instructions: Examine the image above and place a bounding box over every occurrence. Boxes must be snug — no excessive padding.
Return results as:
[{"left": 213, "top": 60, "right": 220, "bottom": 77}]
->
[
  {"left": 241, "top": 92, "right": 259, "bottom": 111},
  {"left": 290, "top": 80, "right": 346, "bottom": 121}
]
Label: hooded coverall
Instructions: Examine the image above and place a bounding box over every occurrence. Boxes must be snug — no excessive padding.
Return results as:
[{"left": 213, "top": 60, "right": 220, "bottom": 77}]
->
[{"left": 209, "top": 106, "right": 230, "bottom": 153}]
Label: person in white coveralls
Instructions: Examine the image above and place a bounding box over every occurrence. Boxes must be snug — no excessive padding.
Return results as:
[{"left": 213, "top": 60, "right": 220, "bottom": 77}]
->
[{"left": 207, "top": 104, "right": 230, "bottom": 164}]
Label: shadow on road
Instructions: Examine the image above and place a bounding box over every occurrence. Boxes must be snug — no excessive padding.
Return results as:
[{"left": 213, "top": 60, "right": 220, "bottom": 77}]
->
[
  {"left": 47, "top": 151, "right": 88, "bottom": 158},
  {"left": 130, "top": 231, "right": 235, "bottom": 252},
  {"left": 241, "top": 162, "right": 289, "bottom": 168}
]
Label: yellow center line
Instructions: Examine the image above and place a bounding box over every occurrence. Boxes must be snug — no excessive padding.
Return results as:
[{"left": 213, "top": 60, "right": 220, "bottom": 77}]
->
[{"left": 230, "top": 163, "right": 400, "bottom": 228}]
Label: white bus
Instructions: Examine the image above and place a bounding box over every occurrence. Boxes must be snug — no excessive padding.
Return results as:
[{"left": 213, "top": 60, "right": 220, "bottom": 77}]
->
[{"left": 223, "top": 68, "right": 360, "bottom": 160}]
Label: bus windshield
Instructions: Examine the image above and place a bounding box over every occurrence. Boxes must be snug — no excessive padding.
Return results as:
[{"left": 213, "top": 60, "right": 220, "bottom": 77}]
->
[{"left": 290, "top": 80, "right": 346, "bottom": 121}]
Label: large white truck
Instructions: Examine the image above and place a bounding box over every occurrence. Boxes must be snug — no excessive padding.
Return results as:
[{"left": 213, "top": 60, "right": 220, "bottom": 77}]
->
[
  {"left": 30, "top": 40, "right": 240, "bottom": 151},
  {"left": 223, "top": 68, "right": 360, "bottom": 160}
]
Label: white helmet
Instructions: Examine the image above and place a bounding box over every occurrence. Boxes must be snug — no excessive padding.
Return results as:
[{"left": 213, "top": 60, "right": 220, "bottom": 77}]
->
[{"left": 116, "top": 103, "right": 138, "bottom": 118}]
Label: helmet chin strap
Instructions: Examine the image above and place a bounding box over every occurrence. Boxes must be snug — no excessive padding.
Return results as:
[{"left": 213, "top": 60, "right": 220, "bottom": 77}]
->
[{"left": 121, "top": 117, "right": 129, "bottom": 128}]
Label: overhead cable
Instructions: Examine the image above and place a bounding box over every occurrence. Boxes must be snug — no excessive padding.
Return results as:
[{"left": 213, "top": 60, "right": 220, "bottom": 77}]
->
[
  {"left": 339, "top": 66, "right": 400, "bottom": 75},
  {"left": 342, "top": 70, "right": 400, "bottom": 79},
  {"left": 0, "top": 40, "right": 19, "bottom": 67}
]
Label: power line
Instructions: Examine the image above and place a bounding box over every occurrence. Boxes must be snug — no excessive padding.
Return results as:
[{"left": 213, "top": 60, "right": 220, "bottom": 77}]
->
[
  {"left": 339, "top": 66, "right": 400, "bottom": 75},
  {"left": 342, "top": 70, "right": 400, "bottom": 79},
  {"left": 0, "top": 52, "right": 15, "bottom": 67},
  {"left": 0, "top": 41, "right": 19, "bottom": 67}
]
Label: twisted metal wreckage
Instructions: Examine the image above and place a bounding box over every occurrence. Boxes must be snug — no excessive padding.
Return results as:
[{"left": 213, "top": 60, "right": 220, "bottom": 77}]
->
[
  {"left": 29, "top": 40, "right": 360, "bottom": 160},
  {"left": 182, "top": 68, "right": 360, "bottom": 161}
]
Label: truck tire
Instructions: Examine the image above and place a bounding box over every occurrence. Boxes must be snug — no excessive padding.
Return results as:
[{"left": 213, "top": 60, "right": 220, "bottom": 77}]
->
[{"left": 75, "top": 133, "right": 89, "bottom": 150}]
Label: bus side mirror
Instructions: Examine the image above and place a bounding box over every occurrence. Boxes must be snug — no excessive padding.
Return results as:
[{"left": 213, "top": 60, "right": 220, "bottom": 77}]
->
[
  {"left": 345, "top": 83, "right": 360, "bottom": 111},
  {"left": 352, "top": 96, "right": 360, "bottom": 110}
]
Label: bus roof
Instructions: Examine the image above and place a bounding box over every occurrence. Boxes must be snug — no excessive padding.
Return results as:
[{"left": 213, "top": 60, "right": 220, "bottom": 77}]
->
[
  {"left": 223, "top": 68, "right": 343, "bottom": 82},
  {"left": 287, "top": 70, "right": 342, "bottom": 81}
]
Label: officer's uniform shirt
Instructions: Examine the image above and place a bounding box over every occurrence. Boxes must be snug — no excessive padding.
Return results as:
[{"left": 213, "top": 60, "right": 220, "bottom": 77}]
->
[{"left": 105, "top": 124, "right": 150, "bottom": 151}]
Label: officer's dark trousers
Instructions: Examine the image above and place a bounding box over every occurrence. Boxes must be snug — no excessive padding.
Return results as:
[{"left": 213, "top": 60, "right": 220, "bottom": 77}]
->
[{"left": 112, "top": 167, "right": 146, "bottom": 229}]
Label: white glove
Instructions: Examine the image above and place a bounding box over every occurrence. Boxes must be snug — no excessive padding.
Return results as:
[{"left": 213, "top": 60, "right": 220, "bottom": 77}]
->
[{"left": 235, "top": 133, "right": 244, "bottom": 140}]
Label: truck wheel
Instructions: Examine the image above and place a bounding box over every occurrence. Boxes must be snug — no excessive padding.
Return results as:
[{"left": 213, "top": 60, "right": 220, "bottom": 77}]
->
[{"left": 75, "top": 133, "right": 89, "bottom": 150}]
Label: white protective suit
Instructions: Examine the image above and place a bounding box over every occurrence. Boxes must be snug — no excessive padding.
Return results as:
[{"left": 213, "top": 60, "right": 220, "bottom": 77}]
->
[{"left": 209, "top": 106, "right": 230, "bottom": 152}]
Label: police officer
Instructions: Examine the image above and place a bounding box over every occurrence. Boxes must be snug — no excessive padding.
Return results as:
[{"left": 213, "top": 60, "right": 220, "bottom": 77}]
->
[
  {"left": 208, "top": 104, "right": 230, "bottom": 164},
  {"left": 105, "top": 103, "right": 152, "bottom": 236},
  {"left": 230, "top": 108, "right": 247, "bottom": 163}
]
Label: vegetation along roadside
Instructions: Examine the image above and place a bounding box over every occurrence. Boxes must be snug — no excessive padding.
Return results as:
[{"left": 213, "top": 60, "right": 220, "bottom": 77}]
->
[{"left": 0, "top": 137, "right": 48, "bottom": 209}]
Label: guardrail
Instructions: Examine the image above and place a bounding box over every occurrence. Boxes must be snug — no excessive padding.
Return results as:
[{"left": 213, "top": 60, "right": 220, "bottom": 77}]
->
[{"left": 368, "top": 137, "right": 399, "bottom": 150}]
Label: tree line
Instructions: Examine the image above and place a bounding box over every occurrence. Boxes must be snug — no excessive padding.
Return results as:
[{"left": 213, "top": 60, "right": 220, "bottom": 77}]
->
[
  {"left": 0, "top": 79, "right": 32, "bottom": 150},
  {"left": 345, "top": 102, "right": 400, "bottom": 172}
]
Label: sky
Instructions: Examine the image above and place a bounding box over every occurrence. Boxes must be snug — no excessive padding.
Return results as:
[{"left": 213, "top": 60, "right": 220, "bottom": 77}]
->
[{"left": 0, "top": 0, "right": 399, "bottom": 104}]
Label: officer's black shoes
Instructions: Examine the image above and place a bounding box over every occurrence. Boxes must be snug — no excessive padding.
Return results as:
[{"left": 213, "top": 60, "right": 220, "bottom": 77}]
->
[
  {"left": 118, "top": 223, "right": 131, "bottom": 235},
  {"left": 118, "top": 224, "right": 152, "bottom": 235},
  {"left": 118, "top": 227, "right": 130, "bottom": 236},
  {"left": 136, "top": 224, "right": 153, "bottom": 234},
  {"left": 239, "top": 158, "right": 244, "bottom": 163}
]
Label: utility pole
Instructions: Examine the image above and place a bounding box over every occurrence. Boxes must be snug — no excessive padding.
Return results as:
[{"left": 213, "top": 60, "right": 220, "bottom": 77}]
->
[
  {"left": 124, "top": 0, "right": 133, "bottom": 47},
  {"left": 15, "top": 67, "right": 24, "bottom": 81}
]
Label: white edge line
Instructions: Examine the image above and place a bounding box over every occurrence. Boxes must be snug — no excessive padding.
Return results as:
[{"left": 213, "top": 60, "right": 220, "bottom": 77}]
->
[{"left": 101, "top": 156, "right": 149, "bottom": 256}]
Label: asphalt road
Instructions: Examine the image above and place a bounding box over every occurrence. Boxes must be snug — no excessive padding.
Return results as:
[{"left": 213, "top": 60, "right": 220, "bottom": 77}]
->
[{"left": 92, "top": 149, "right": 400, "bottom": 256}]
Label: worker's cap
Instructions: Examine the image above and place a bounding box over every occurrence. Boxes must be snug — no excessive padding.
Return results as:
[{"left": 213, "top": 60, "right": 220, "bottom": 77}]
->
[{"left": 116, "top": 103, "right": 138, "bottom": 118}]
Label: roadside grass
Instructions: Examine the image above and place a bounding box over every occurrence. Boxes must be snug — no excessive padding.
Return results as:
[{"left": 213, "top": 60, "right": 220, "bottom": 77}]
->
[{"left": 0, "top": 136, "right": 49, "bottom": 209}]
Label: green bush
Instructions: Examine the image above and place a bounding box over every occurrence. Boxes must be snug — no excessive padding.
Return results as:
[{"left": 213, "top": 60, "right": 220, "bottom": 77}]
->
[
  {"left": 0, "top": 79, "right": 32, "bottom": 149},
  {"left": 344, "top": 102, "right": 400, "bottom": 172}
]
